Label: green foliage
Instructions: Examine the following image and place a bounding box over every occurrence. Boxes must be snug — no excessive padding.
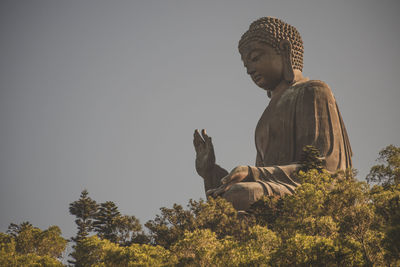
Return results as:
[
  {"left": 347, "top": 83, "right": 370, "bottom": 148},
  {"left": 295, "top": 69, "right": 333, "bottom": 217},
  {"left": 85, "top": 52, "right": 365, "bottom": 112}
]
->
[
  {"left": 0, "top": 252, "right": 64, "bottom": 267},
  {"left": 69, "top": 189, "right": 98, "bottom": 242},
  {"left": 71, "top": 235, "right": 175, "bottom": 266},
  {"left": 0, "top": 223, "right": 66, "bottom": 266},
  {"left": 299, "top": 145, "right": 325, "bottom": 172},
  {"left": 145, "top": 197, "right": 253, "bottom": 248},
  {"left": 370, "top": 184, "right": 400, "bottom": 265},
  {"left": 166, "top": 226, "right": 280, "bottom": 266},
  {"left": 246, "top": 168, "right": 389, "bottom": 266},
  {"left": 69, "top": 190, "right": 99, "bottom": 266},
  {"left": 145, "top": 202, "right": 196, "bottom": 248},
  {"left": 3, "top": 145, "right": 399, "bottom": 266},
  {"left": 273, "top": 233, "right": 337, "bottom": 266},
  {"left": 69, "top": 190, "right": 147, "bottom": 266},
  {"left": 66, "top": 146, "right": 399, "bottom": 266},
  {"left": 113, "top": 215, "right": 148, "bottom": 246},
  {"left": 247, "top": 195, "right": 283, "bottom": 228},
  {"left": 93, "top": 201, "right": 121, "bottom": 243},
  {"left": 230, "top": 225, "right": 280, "bottom": 266},
  {"left": 6, "top": 222, "right": 67, "bottom": 258},
  {"left": 367, "top": 144, "right": 400, "bottom": 186},
  {"left": 366, "top": 145, "right": 400, "bottom": 264},
  {"left": 171, "top": 229, "right": 221, "bottom": 266}
]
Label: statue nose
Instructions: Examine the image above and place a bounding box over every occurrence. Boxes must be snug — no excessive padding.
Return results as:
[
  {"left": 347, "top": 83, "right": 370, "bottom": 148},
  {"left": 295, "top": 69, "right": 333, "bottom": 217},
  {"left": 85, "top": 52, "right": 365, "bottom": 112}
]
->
[{"left": 245, "top": 61, "right": 255, "bottom": 75}]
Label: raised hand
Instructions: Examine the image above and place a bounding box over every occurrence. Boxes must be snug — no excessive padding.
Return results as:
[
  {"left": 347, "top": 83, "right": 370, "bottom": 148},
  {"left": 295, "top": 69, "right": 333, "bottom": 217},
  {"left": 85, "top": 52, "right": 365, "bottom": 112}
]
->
[{"left": 193, "top": 129, "right": 216, "bottom": 178}]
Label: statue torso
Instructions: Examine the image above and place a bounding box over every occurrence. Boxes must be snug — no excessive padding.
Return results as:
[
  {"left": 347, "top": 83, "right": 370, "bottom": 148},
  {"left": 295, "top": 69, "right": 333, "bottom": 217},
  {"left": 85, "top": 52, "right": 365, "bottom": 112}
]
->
[
  {"left": 255, "top": 82, "right": 304, "bottom": 166},
  {"left": 255, "top": 79, "right": 352, "bottom": 171}
]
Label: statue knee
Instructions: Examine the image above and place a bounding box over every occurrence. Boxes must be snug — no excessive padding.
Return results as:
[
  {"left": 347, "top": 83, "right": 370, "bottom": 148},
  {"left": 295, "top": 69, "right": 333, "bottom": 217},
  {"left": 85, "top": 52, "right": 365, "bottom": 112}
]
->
[{"left": 222, "top": 182, "right": 265, "bottom": 211}]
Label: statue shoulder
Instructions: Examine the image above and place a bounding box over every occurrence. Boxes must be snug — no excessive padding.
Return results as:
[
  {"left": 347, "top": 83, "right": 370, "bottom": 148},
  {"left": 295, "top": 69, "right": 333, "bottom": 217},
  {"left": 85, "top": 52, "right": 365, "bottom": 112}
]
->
[{"left": 295, "top": 79, "right": 334, "bottom": 100}]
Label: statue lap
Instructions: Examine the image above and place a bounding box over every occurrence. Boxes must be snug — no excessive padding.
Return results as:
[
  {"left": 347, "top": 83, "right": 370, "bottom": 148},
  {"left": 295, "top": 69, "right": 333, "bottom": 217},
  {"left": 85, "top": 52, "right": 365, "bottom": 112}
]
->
[{"left": 222, "top": 182, "right": 265, "bottom": 211}]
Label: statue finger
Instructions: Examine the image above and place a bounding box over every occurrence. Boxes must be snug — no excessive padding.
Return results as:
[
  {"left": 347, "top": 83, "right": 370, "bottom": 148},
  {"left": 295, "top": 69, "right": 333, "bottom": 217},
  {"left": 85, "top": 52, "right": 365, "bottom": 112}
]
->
[
  {"left": 212, "top": 185, "right": 228, "bottom": 197},
  {"left": 221, "top": 174, "right": 231, "bottom": 184},
  {"left": 193, "top": 129, "right": 205, "bottom": 148},
  {"left": 194, "top": 129, "right": 205, "bottom": 143},
  {"left": 221, "top": 168, "right": 246, "bottom": 184},
  {"left": 201, "top": 129, "right": 210, "bottom": 141},
  {"left": 201, "top": 129, "right": 213, "bottom": 147}
]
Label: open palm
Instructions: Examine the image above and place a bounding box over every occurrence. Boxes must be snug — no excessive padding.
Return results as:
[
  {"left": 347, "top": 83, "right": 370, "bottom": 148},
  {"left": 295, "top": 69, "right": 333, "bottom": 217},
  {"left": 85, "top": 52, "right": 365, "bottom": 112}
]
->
[{"left": 193, "top": 129, "right": 216, "bottom": 178}]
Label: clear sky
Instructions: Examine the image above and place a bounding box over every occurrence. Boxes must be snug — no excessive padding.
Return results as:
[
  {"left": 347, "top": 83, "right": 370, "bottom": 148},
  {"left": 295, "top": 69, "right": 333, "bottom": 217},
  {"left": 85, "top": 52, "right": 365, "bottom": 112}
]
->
[{"left": 1, "top": 0, "right": 399, "bottom": 241}]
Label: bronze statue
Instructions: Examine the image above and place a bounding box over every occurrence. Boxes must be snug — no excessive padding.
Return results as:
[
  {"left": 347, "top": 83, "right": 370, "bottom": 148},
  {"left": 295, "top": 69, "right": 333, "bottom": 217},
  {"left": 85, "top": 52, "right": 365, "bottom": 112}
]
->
[{"left": 193, "top": 17, "right": 352, "bottom": 210}]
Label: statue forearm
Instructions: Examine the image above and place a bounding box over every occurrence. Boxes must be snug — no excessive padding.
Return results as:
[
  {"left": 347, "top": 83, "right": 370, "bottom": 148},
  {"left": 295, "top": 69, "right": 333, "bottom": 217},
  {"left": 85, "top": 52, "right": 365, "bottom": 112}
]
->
[
  {"left": 202, "top": 164, "right": 229, "bottom": 193},
  {"left": 248, "top": 164, "right": 301, "bottom": 186}
]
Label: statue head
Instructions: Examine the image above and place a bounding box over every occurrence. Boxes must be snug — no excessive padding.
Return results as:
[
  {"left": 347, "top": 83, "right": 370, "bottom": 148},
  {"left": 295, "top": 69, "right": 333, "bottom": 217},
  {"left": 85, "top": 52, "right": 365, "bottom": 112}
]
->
[{"left": 238, "top": 17, "right": 304, "bottom": 95}]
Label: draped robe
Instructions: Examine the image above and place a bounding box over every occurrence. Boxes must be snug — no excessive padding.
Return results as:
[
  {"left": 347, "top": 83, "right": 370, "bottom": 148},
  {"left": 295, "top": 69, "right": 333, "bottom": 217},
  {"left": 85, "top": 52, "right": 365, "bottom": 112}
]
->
[
  {"left": 250, "top": 79, "right": 352, "bottom": 196},
  {"left": 203, "top": 79, "right": 352, "bottom": 201}
]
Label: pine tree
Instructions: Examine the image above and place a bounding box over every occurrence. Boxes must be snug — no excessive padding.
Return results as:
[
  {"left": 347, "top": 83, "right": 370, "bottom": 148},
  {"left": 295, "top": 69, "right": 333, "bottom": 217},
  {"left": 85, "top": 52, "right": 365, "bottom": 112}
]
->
[
  {"left": 93, "top": 201, "right": 121, "bottom": 243},
  {"left": 69, "top": 189, "right": 98, "bottom": 266},
  {"left": 69, "top": 189, "right": 98, "bottom": 242}
]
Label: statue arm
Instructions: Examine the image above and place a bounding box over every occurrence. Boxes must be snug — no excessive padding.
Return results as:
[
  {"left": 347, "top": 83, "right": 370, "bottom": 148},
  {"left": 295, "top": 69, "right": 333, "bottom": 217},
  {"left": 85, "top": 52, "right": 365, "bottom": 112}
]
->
[
  {"left": 294, "top": 81, "right": 352, "bottom": 171},
  {"left": 255, "top": 150, "right": 263, "bottom": 166},
  {"left": 209, "top": 163, "right": 300, "bottom": 197},
  {"left": 202, "top": 164, "right": 229, "bottom": 193}
]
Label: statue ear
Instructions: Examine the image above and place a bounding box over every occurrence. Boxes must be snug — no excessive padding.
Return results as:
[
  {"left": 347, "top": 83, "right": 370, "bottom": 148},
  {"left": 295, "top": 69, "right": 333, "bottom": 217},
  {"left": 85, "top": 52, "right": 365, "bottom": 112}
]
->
[{"left": 279, "top": 39, "right": 294, "bottom": 84}]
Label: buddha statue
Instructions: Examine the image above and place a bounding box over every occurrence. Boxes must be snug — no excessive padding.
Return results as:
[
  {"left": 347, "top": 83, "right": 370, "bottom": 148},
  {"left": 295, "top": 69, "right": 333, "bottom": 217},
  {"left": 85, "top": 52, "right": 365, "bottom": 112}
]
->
[{"left": 193, "top": 17, "right": 352, "bottom": 210}]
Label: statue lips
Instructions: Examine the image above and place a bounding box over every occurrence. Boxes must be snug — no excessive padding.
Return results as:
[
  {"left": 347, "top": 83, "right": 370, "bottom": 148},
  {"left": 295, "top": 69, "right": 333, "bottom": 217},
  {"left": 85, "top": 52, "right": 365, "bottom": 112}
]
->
[{"left": 252, "top": 74, "right": 263, "bottom": 85}]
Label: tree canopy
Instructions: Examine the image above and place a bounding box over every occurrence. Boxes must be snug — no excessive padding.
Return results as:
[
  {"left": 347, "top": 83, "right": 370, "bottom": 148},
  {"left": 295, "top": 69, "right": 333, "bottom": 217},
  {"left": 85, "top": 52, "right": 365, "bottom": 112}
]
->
[{"left": 1, "top": 145, "right": 399, "bottom": 266}]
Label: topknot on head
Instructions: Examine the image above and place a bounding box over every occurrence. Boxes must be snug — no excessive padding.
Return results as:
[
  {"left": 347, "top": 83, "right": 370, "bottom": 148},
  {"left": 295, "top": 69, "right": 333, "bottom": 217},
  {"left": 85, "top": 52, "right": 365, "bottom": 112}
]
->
[{"left": 239, "top": 17, "right": 304, "bottom": 71}]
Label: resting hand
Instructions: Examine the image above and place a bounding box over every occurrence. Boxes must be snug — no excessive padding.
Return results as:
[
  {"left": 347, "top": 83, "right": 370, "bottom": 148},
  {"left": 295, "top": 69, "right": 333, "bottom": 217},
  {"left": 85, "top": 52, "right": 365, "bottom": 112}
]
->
[
  {"left": 193, "top": 129, "right": 216, "bottom": 178},
  {"left": 207, "top": 165, "right": 251, "bottom": 197}
]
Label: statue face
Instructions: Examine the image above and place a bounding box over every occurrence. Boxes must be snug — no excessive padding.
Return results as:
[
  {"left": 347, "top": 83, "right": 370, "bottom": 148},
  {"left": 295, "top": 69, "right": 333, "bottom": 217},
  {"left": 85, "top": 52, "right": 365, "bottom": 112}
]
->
[{"left": 240, "top": 41, "right": 284, "bottom": 91}]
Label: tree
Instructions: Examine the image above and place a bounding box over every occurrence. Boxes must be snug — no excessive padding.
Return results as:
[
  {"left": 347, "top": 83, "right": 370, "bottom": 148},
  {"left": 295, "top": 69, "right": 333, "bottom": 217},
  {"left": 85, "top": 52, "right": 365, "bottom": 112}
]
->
[
  {"left": 69, "top": 189, "right": 98, "bottom": 242},
  {"left": 169, "top": 227, "right": 280, "bottom": 266},
  {"left": 367, "top": 144, "right": 400, "bottom": 186},
  {"left": 299, "top": 145, "right": 325, "bottom": 173},
  {"left": 113, "top": 214, "right": 148, "bottom": 245},
  {"left": 91, "top": 200, "right": 147, "bottom": 246},
  {"left": 0, "top": 222, "right": 67, "bottom": 266},
  {"left": 71, "top": 235, "right": 175, "bottom": 266},
  {"left": 170, "top": 229, "right": 221, "bottom": 266},
  {"left": 145, "top": 202, "right": 197, "bottom": 248},
  {"left": 69, "top": 189, "right": 98, "bottom": 266},
  {"left": 7, "top": 221, "right": 33, "bottom": 238},
  {"left": 145, "top": 197, "right": 253, "bottom": 248},
  {"left": 5, "top": 222, "right": 67, "bottom": 258},
  {"left": 372, "top": 185, "right": 400, "bottom": 264},
  {"left": 248, "top": 168, "right": 386, "bottom": 266},
  {"left": 64, "top": 145, "right": 400, "bottom": 266},
  {"left": 93, "top": 201, "right": 121, "bottom": 243},
  {"left": 7, "top": 221, "right": 37, "bottom": 254},
  {"left": 366, "top": 145, "right": 400, "bottom": 265}
]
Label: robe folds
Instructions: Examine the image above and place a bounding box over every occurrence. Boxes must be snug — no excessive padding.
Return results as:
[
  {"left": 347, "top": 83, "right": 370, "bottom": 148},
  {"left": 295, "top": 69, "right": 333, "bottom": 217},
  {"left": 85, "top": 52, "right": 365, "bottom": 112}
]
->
[{"left": 251, "top": 79, "right": 352, "bottom": 196}]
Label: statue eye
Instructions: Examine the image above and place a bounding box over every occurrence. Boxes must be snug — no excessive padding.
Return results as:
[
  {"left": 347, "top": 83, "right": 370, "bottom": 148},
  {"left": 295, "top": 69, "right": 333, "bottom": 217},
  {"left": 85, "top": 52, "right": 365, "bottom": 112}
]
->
[{"left": 250, "top": 52, "right": 263, "bottom": 62}]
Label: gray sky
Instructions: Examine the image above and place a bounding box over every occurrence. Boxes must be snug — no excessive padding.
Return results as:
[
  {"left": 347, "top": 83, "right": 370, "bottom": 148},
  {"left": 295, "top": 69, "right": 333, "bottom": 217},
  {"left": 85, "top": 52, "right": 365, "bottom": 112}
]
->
[{"left": 1, "top": 0, "right": 399, "bottom": 240}]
